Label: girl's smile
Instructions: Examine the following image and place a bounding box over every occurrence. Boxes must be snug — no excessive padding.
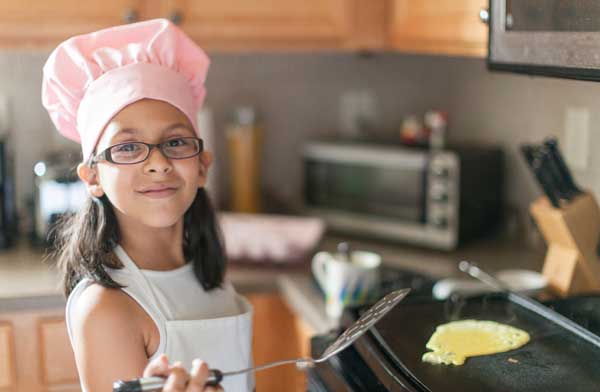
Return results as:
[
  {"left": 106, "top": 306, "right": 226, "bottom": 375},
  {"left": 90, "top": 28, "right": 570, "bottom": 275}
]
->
[{"left": 139, "top": 187, "right": 177, "bottom": 199}]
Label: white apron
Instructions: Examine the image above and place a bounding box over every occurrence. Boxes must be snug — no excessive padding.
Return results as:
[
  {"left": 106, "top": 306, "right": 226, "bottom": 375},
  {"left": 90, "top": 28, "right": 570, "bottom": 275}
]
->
[{"left": 66, "top": 246, "right": 255, "bottom": 392}]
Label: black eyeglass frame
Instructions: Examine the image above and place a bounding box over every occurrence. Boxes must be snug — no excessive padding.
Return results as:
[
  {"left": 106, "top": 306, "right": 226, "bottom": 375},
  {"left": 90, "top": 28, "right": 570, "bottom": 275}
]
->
[{"left": 91, "top": 137, "right": 204, "bottom": 165}]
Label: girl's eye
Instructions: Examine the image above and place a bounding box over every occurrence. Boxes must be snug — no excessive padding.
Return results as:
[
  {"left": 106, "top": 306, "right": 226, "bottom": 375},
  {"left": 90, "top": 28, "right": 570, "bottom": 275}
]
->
[
  {"left": 165, "top": 138, "right": 187, "bottom": 147},
  {"left": 114, "top": 143, "right": 141, "bottom": 153}
]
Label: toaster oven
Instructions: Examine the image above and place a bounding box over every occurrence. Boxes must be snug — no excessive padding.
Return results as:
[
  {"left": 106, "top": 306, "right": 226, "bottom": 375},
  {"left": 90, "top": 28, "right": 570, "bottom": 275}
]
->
[{"left": 303, "top": 141, "right": 504, "bottom": 250}]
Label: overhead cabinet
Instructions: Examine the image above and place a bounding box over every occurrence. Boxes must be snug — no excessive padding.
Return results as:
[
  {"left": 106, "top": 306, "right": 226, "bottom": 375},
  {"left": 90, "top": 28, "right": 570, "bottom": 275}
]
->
[
  {"left": 388, "top": 0, "right": 488, "bottom": 57},
  {"left": 0, "top": 0, "right": 379, "bottom": 50},
  {"left": 0, "top": 0, "right": 142, "bottom": 47},
  {"left": 174, "top": 0, "right": 357, "bottom": 50},
  {"left": 0, "top": 1, "right": 487, "bottom": 57}
]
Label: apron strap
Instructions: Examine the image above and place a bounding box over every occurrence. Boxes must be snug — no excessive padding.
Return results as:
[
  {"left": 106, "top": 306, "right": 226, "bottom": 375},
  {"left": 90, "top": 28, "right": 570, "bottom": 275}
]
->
[{"left": 113, "top": 245, "right": 168, "bottom": 324}]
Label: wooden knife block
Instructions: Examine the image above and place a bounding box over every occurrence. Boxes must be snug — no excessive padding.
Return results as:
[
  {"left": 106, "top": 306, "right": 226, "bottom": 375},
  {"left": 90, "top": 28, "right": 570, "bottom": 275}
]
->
[{"left": 530, "top": 192, "right": 600, "bottom": 297}]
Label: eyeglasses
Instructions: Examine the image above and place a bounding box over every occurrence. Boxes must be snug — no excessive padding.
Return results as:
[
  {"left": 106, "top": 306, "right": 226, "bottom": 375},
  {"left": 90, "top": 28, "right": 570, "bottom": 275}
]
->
[{"left": 92, "top": 137, "right": 204, "bottom": 165}]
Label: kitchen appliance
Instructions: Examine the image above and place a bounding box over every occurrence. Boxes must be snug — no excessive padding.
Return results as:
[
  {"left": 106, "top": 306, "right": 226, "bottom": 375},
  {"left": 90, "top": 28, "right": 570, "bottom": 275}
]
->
[
  {"left": 113, "top": 288, "right": 411, "bottom": 392},
  {"left": 309, "top": 292, "right": 600, "bottom": 391},
  {"left": 32, "top": 151, "right": 87, "bottom": 245},
  {"left": 488, "top": 0, "right": 600, "bottom": 81},
  {"left": 0, "top": 138, "right": 17, "bottom": 248},
  {"left": 460, "top": 260, "right": 600, "bottom": 347},
  {"left": 303, "top": 141, "right": 504, "bottom": 250}
]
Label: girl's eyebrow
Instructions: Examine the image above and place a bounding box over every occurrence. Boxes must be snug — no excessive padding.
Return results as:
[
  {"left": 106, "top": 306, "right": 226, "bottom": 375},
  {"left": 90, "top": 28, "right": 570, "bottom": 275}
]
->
[{"left": 115, "top": 123, "right": 193, "bottom": 138}]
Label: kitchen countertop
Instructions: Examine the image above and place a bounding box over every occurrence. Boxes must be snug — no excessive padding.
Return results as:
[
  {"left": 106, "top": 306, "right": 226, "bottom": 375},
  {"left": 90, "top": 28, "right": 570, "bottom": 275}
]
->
[
  {"left": 277, "top": 234, "right": 546, "bottom": 334},
  {"left": 0, "top": 235, "right": 545, "bottom": 331}
]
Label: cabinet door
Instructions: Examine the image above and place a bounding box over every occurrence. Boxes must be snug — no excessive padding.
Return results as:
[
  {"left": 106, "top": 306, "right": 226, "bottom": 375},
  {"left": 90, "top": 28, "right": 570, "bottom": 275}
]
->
[
  {"left": 0, "top": 0, "right": 142, "bottom": 48},
  {"left": 0, "top": 323, "right": 16, "bottom": 391},
  {"left": 38, "top": 317, "right": 80, "bottom": 389},
  {"left": 170, "top": 0, "right": 354, "bottom": 50},
  {"left": 389, "top": 0, "right": 488, "bottom": 57},
  {"left": 247, "top": 293, "right": 315, "bottom": 392}
]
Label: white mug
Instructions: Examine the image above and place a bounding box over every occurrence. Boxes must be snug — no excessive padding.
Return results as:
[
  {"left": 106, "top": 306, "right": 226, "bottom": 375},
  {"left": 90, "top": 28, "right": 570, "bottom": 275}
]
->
[{"left": 312, "top": 250, "right": 381, "bottom": 319}]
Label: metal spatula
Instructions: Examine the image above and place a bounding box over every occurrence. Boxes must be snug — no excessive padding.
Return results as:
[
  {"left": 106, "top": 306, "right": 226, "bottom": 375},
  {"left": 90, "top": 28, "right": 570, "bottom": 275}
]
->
[{"left": 113, "top": 288, "right": 411, "bottom": 391}]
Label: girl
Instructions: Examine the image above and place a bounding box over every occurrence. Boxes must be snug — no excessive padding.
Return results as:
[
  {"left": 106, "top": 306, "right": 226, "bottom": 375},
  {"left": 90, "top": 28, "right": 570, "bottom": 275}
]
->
[{"left": 41, "top": 19, "right": 254, "bottom": 392}]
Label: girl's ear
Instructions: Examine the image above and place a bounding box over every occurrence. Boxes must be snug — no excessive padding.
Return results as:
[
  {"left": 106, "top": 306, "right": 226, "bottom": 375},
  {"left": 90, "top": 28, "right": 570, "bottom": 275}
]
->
[
  {"left": 77, "top": 163, "right": 105, "bottom": 197},
  {"left": 198, "top": 151, "right": 213, "bottom": 188},
  {"left": 201, "top": 150, "right": 213, "bottom": 169}
]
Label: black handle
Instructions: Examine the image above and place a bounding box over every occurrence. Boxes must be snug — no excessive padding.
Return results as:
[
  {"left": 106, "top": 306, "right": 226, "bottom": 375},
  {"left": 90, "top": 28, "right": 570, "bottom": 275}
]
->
[
  {"left": 534, "top": 150, "right": 564, "bottom": 208},
  {"left": 113, "top": 369, "right": 223, "bottom": 392},
  {"left": 521, "top": 145, "right": 560, "bottom": 208},
  {"left": 540, "top": 148, "right": 573, "bottom": 201},
  {"left": 543, "top": 137, "right": 582, "bottom": 196}
]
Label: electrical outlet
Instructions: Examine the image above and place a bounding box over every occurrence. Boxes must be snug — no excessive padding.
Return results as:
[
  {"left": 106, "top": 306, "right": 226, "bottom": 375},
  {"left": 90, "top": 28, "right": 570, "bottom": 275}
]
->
[{"left": 564, "top": 106, "right": 590, "bottom": 170}]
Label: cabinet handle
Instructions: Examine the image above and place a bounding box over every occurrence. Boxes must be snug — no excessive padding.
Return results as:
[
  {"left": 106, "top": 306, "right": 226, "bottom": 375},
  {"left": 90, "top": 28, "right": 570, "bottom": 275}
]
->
[
  {"left": 479, "top": 8, "right": 489, "bottom": 24},
  {"left": 169, "top": 11, "right": 183, "bottom": 25},
  {"left": 122, "top": 9, "right": 139, "bottom": 24}
]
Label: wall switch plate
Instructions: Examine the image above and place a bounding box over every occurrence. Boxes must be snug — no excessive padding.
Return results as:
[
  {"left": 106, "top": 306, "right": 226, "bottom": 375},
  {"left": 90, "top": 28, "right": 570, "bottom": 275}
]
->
[
  {"left": 564, "top": 106, "right": 590, "bottom": 170},
  {"left": 0, "top": 93, "right": 10, "bottom": 135}
]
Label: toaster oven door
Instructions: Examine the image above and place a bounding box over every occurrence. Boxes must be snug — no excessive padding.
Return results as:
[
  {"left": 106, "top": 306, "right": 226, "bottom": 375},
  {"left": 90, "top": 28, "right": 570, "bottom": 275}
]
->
[{"left": 304, "top": 144, "right": 427, "bottom": 223}]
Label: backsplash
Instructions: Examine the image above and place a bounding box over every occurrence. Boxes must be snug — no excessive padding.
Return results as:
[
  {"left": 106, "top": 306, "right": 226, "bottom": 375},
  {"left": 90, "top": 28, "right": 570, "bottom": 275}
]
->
[{"left": 0, "top": 50, "right": 599, "bottom": 226}]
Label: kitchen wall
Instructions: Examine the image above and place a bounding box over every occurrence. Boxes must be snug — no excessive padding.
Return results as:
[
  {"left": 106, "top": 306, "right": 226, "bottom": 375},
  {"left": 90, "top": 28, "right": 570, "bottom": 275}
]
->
[{"left": 1, "top": 50, "right": 599, "bottom": 231}]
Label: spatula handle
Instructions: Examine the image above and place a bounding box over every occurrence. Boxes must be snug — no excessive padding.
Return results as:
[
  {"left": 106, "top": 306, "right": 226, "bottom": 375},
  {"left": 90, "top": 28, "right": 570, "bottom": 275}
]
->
[{"left": 113, "top": 369, "right": 223, "bottom": 391}]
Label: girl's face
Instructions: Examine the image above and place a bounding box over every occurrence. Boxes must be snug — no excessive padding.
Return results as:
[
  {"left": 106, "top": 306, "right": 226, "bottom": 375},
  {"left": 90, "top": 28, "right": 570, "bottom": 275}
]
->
[{"left": 78, "top": 99, "right": 212, "bottom": 229}]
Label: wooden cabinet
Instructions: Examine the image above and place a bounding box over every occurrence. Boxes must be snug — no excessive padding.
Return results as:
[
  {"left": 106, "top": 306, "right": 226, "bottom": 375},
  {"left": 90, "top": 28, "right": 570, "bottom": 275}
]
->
[
  {"left": 0, "top": 1, "right": 488, "bottom": 56},
  {"left": 38, "top": 317, "right": 79, "bottom": 388},
  {"left": 173, "top": 0, "right": 353, "bottom": 50},
  {"left": 0, "top": 323, "right": 16, "bottom": 391},
  {"left": 247, "top": 292, "right": 315, "bottom": 392},
  {"left": 0, "top": 292, "right": 313, "bottom": 392},
  {"left": 0, "top": 308, "right": 81, "bottom": 392},
  {"left": 388, "top": 0, "right": 488, "bottom": 57},
  {"left": 0, "top": 0, "right": 382, "bottom": 51},
  {"left": 0, "top": 0, "right": 142, "bottom": 48}
]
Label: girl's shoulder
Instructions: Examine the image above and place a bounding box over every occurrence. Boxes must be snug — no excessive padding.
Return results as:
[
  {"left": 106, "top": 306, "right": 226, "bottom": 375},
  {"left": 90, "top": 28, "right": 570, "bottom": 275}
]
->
[
  {"left": 70, "top": 282, "right": 143, "bottom": 333},
  {"left": 66, "top": 282, "right": 160, "bottom": 387}
]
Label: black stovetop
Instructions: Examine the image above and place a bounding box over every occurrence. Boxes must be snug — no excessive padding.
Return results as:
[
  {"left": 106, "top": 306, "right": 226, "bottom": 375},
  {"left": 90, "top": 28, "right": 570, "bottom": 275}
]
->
[{"left": 308, "top": 269, "right": 600, "bottom": 392}]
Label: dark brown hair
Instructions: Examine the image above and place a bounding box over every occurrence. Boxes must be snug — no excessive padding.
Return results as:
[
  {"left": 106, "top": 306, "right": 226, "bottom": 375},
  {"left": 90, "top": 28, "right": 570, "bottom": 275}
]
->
[{"left": 51, "top": 188, "right": 226, "bottom": 297}]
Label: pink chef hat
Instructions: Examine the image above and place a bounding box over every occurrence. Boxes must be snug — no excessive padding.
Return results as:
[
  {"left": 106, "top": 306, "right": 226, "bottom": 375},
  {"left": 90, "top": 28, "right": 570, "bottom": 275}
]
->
[{"left": 41, "top": 18, "right": 210, "bottom": 161}]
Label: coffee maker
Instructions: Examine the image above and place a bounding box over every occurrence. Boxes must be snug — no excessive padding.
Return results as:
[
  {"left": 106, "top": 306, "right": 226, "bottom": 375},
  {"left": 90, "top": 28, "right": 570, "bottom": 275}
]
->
[{"left": 32, "top": 150, "right": 87, "bottom": 245}]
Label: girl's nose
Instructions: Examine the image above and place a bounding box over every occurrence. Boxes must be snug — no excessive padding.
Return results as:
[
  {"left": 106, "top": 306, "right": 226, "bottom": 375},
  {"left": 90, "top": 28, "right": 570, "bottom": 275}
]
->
[{"left": 144, "top": 146, "right": 172, "bottom": 174}]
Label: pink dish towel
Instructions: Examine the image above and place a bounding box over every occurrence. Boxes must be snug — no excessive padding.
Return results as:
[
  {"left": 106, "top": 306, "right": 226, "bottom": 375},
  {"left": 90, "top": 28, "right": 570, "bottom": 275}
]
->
[{"left": 218, "top": 212, "right": 325, "bottom": 263}]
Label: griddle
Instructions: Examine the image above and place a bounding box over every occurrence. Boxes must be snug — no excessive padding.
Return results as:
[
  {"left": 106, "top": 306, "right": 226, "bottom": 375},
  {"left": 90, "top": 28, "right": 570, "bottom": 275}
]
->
[{"left": 359, "top": 293, "right": 600, "bottom": 392}]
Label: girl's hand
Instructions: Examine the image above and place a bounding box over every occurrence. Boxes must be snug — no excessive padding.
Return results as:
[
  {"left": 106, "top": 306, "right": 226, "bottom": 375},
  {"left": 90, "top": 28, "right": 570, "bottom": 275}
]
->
[{"left": 143, "top": 354, "right": 224, "bottom": 392}]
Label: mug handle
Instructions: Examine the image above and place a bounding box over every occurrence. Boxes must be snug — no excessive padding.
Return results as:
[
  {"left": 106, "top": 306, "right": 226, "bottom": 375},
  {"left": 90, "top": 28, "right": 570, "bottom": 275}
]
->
[{"left": 311, "top": 252, "right": 330, "bottom": 291}]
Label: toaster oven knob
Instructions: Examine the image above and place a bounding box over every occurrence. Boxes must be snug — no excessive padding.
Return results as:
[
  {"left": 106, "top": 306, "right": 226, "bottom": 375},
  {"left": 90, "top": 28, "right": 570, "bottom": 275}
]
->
[
  {"left": 432, "top": 166, "right": 450, "bottom": 178},
  {"left": 432, "top": 216, "right": 448, "bottom": 228},
  {"left": 431, "top": 191, "right": 448, "bottom": 202}
]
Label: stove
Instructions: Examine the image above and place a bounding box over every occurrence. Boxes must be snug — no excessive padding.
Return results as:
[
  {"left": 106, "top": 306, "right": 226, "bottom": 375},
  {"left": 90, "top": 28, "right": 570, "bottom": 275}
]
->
[{"left": 308, "top": 272, "right": 600, "bottom": 392}]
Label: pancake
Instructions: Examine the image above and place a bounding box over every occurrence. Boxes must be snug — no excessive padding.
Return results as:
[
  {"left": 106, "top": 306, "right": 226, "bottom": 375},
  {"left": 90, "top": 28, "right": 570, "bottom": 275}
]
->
[{"left": 422, "top": 319, "right": 530, "bottom": 366}]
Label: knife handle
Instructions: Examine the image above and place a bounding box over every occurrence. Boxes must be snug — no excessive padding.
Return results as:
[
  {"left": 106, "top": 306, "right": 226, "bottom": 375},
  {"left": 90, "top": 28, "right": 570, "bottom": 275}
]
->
[
  {"left": 531, "top": 151, "right": 561, "bottom": 208},
  {"left": 540, "top": 149, "right": 574, "bottom": 201},
  {"left": 521, "top": 145, "right": 560, "bottom": 208},
  {"left": 543, "top": 138, "right": 582, "bottom": 195}
]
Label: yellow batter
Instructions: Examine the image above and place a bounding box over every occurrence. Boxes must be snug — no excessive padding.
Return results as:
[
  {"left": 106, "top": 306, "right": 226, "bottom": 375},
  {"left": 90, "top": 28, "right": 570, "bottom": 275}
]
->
[{"left": 422, "top": 320, "right": 530, "bottom": 366}]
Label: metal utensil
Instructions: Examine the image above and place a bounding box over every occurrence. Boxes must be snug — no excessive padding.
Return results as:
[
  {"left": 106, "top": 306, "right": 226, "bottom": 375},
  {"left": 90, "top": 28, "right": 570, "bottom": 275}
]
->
[
  {"left": 336, "top": 241, "right": 352, "bottom": 262},
  {"left": 459, "top": 261, "right": 600, "bottom": 348},
  {"left": 113, "top": 288, "right": 411, "bottom": 392}
]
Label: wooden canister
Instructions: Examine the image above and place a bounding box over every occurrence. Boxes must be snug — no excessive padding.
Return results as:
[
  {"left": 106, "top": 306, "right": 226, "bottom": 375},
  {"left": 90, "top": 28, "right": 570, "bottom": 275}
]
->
[{"left": 226, "top": 107, "right": 261, "bottom": 213}]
